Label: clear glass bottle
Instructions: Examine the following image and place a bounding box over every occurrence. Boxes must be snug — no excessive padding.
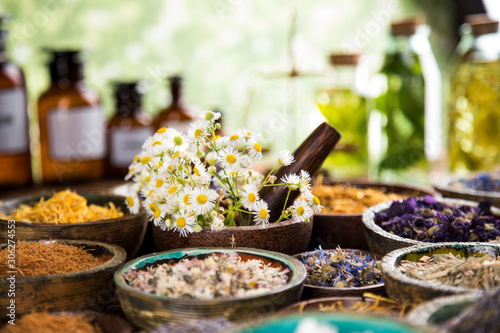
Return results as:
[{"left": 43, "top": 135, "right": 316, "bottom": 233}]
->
[
  {"left": 372, "top": 17, "right": 441, "bottom": 184},
  {"left": 448, "top": 14, "right": 500, "bottom": 173},
  {"left": 106, "top": 82, "right": 154, "bottom": 177},
  {"left": 316, "top": 54, "right": 369, "bottom": 179},
  {"left": 154, "top": 75, "right": 196, "bottom": 132},
  {"left": 37, "top": 50, "right": 105, "bottom": 183},
  {"left": 0, "top": 17, "right": 32, "bottom": 188}
]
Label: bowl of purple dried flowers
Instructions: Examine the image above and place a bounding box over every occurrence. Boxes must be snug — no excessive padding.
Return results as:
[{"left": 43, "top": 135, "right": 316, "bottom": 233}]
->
[
  {"left": 381, "top": 242, "right": 499, "bottom": 305},
  {"left": 114, "top": 247, "right": 306, "bottom": 330},
  {"left": 433, "top": 171, "right": 500, "bottom": 209},
  {"left": 293, "top": 247, "right": 385, "bottom": 300},
  {"left": 362, "top": 196, "right": 500, "bottom": 255}
]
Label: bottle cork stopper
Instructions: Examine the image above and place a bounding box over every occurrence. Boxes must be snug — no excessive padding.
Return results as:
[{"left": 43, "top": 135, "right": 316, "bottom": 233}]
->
[
  {"left": 391, "top": 16, "right": 425, "bottom": 36},
  {"left": 329, "top": 54, "right": 360, "bottom": 66},
  {"left": 465, "top": 14, "right": 499, "bottom": 36}
]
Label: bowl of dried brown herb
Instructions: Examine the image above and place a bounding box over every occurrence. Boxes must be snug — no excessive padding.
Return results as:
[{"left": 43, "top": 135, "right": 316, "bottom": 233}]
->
[
  {"left": 114, "top": 247, "right": 306, "bottom": 330},
  {"left": 380, "top": 242, "right": 499, "bottom": 305},
  {"left": 0, "top": 239, "right": 126, "bottom": 316},
  {"left": 293, "top": 247, "right": 385, "bottom": 300},
  {"left": 362, "top": 196, "right": 500, "bottom": 255}
]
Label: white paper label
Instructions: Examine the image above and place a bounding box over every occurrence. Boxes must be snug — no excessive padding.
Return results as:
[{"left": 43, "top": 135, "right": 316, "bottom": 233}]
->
[
  {"left": 110, "top": 126, "right": 153, "bottom": 167},
  {"left": 0, "top": 89, "right": 28, "bottom": 153},
  {"left": 48, "top": 106, "right": 106, "bottom": 161}
]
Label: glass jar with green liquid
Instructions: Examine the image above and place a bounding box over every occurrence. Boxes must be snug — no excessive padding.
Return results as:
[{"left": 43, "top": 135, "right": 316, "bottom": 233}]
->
[
  {"left": 448, "top": 14, "right": 500, "bottom": 173},
  {"left": 316, "top": 54, "right": 369, "bottom": 179}
]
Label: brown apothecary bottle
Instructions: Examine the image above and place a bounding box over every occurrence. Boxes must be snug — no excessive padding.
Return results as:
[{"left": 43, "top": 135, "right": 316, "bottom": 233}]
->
[
  {"left": 37, "top": 50, "right": 105, "bottom": 183},
  {"left": 105, "top": 82, "right": 154, "bottom": 177},
  {"left": 0, "top": 20, "right": 32, "bottom": 189}
]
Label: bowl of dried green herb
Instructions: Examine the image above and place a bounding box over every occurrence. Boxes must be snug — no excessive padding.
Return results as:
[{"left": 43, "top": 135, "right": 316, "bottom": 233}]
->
[
  {"left": 293, "top": 247, "right": 385, "bottom": 299},
  {"left": 362, "top": 196, "right": 500, "bottom": 255},
  {"left": 114, "top": 247, "right": 306, "bottom": 330},
  {"left": 380, "top": 242, "right": 499, "bottom": 305}
]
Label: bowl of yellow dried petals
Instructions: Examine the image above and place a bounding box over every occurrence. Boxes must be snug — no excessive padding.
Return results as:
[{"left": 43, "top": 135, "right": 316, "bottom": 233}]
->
[
  {"left": 310, "top": 176, "right": 438, "bottom": 250},
  {"left": 0, "top": 190, "right": 148, "bottom": 259}
]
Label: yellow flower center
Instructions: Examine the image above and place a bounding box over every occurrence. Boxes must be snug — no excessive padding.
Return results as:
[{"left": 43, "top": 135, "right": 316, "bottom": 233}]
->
[
  {"left": 253, "top": 143, "right": 262, "bottom": 152},
  {"left": 141, "top": 156, "right": 151, "bottom": 164},
  {"left": 183, "top": 194, "right": 191, "bottom": 205},
  {"left": 133, "top": 155, "right": 140, "bottom": 162},
  {"left": 154, "top": 209, "right": 161, "bottom": 219},
  {"left": 313, "top": 196, "right": 320, "bottom": 205},
  {"left": 156, "top": 179, "right": 163, "bottom": 188},
  {"left": 193, "top": 167, "right": 201, "bottom": 177},
  {"left": 126, "top": 196, "right": 134, "bottom": 207},
  {"left": 297, "top": 206, "right": 305, "bottom": 216},
  {"left": 153, "top": 140, "right": 162, "bottom": 146},
  {"left": 194, "top": 129, "right": 203, "bottom": 138},
  {"left": 177, "top": 217, "right": 186, "bottom": 228},
  {"left": 157, "top": 127, "right": 167, "bottom": 134},
  {"left": 226, "top": 154, "right": 236, "bottom": 164},
  {"left": 146, "top": 175, "right": 151, "bottom": 183},
  {"left": 149, "top": 203, "right": 158, "bottom": 212},
  {"left": 173, "top": 152, "right": 181, "bottom": 158},
  {"left": 247, "top": 131, "right": 252, "bottom": 136},
  {"left": 230, "top": 134, "right": 239, "bottom": 141},
  {"left": 168, "top": 186, "right": 178, "bottom": 194},
  {"left": 148, "top": 190, "right": 154, "bottom": 197},
  {"left": 259, "top": 208, "right": 268, "bottom": 219},
  {"left": 248, "top": 192, "right": 256, "bottom": 203},
  {"left": 197, "top": 194, "right": 208, "bottom": 205},
  {"left": 173, "top": 136, "right": 183, "bottom": 146}
]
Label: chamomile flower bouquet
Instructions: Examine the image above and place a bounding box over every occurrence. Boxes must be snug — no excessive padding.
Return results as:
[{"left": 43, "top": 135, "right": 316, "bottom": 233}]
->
[{"left": 125, "top": 110, "right": 323, "bottom": 237}]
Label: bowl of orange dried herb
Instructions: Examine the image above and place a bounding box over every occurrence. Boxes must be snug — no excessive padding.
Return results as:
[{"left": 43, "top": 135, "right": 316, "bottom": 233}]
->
[
  {"left": 310, "top": 176, "right": 438, "bottom": 251},
  {"left": 0, "top": 190, "right": 148, "bottom": 259},
  {"left": 0, "top": 239, "right": 126, "bottom": 316}
]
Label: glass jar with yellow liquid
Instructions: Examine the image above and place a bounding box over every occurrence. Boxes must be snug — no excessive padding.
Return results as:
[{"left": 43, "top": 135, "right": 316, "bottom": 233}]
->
[
  {"left": 316, "top": 54, "right": 369, "bottom": 179},
  {"left": 448, "top": 14, "right": 500, "bottom": 173}
]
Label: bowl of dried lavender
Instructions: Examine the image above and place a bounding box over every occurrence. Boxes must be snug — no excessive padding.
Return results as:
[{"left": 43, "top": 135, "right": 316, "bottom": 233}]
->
[
  {"left": 362, "top": 196, "right": 500, "bottom": 255},
  {"left": 310, "top": 176, "right": 438, "bottom": 250},
  {"left": 114, "top": 247, "right": 306, "bottom": 330},
  {"left": 380, "top": 242, "right": 500, "bottom": 305},
  {"left": 433, "top": 171, "right": 500, "bottom": 209},
  {"left": 293, "top": 247, "right": 385, "bottom": 300}
]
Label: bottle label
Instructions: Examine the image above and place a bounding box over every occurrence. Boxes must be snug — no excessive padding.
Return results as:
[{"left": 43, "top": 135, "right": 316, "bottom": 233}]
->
[
  {"left": 48, "top": 106, "right": 106, "bottom": 161},
  {"left": 0, "top": 89, "right": 29, "bottom": 154},
  {"left": 110, "top": 126, "right": 154, "bottom": 167}
]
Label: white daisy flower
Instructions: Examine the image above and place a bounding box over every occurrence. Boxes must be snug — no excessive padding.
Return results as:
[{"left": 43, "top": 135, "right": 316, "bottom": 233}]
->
[
  {"left": 178, "top": 187, "right": 195, "bottom": 212},
  {"left": 151, "top": 203, "right": 170, "bottom": 226},
  {"left": 228, "top": 132, "right": 246, "bottom": 150},
  {"left": 281, "top": 173, "right": 301, "bottom": 190},
  {"left": 202, "top": 110, "right": 221, "bottom": 122},
  {"left": 215, "top": 136, "right": 230, "bottom": 149},
  {"left": 246, "top": 138, "right": 263, "bottom": 159},
  {"left": 298, "top": 170, "right": 312, "bottom": 193},
  {"left": 252, "top": 200, "right": 270, "bottom": 226},
  {"left": 210, "top": 215, "right": 226, "bottom": 231},
  {"left": 171, "top": 211, "right": 196, "bottom": 237},
  {"left": 304, "top": 190, "right": 323, "bottom": 214},
  {"left": 218, "top": 147, "right": 242, "bottom": 172},
  {"left": 241, "top": 184, "right": 260, "bottom": 210},
  {"left": 133, "top": 153, "right": 160, "bottom": 174},
  {"left": 278, "top": 149, "right": 295, "bottom": 166},
  {"left": 189, "top": 187, "right": 218, "bottom": 215},
  {"left": 166, "top": 129, "right": 189, "bottom": 152},
  {"left": 205, "top": 150, "right": 218, "bottom": 165},
  {"left": 141, "top": 135, "right": 166, "bottom": 156},
  {"left": 192, "top": 160, "right": 211, "bottom": 186},
  {"left": 187, "top": 121, "right": 209, "bottom": 143},
  {"left": 291, "top": 200, "right": 313, "bottom": 223},
  {"left": 125, "top": 184, "right": 141, "bottom": 214}
]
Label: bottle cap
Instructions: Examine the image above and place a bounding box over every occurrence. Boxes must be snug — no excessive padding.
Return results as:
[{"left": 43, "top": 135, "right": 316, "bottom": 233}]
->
[
  {"left": 391, "top": 16, "right": 425, "bottom": 36},
  {"left": 329, "top": 54, "right": 360, "bottom": 65},
  {"left": 45, "top": 50, "right": 84, "bottom": 82},
  {"left": 168, "top": 75, "right": 183, "bottom": 85},
  {"left": 465, "top": 14, "right": 499, "bottom": 36}
]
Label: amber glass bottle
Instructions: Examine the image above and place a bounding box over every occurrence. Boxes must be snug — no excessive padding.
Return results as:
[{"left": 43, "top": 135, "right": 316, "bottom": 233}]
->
[
  {"left": 37, "top": 51, "right": 105, "bottom": 183},
  {"left": 154, "top": 75, "right": 196, "bottom": 131},
  {"left": 0, "top": 23, "right": 32, "bottom": 188},
  {"left": 106, "top": 82, "right": 154, "bottom": 177}
]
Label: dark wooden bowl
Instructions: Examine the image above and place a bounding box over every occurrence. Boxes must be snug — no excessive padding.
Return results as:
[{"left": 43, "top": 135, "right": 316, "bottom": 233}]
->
[
  {"left": 381, "top": 243, "right": 493, "bottom": 305},
  {"left": 361, "top": 197, "right": 500, "bottom": 255},
  {"left": 0, "top": 240, "right": 127, "bottom": 316},
  {"left": 293, "top": 249, "right": 385, "bottom": 300},
  {"left": 114, "top": 247, "right": 306, "bottom": 330},
  {"left": 152, "top": 218, "right": 313, "bottom": 255},
  {"left": 0, "top": 192, "right": 148, "bottom": 259},
  {"left": 311, "top": 180, "right": 439, "bottom": 251}
]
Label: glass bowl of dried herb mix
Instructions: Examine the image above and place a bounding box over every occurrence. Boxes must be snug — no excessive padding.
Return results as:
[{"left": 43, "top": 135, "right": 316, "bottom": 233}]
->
[
  {"left": 310, "top": 176, "right": 438, "bottom": 251},
  {"left": 380, "top": 242, "right": 499, "bottom": 305},
  {"left": 0, "top": 239, "right": 126, "bottom": 316},
  {"left": 293, "top": 247, "right": 385, "bottom": 299},
  {"left": 114, "top": 247, "right": 306, "bottom": 330},
  {"left": 362, "top": 196, "right": 500, "bottom": 255},
  {"left": 433, "top": 171, "right": 500, "bottom": 209},
  {"left": 0, "top": 190, "right": 148, "bottom": 259}
]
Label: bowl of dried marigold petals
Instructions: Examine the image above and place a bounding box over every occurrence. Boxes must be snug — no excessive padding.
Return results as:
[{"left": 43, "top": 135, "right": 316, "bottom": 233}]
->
[
  {"left": 0, "top": 190, "right": 148, "bottom": 259},
  {"left": 114, "top": 247, "right": 306, "bottom": 330},
  {"left": 310, "top": 175, "right": 438, "bottom": 250},
  {"left": 0, "top": 239, "right": 126, "bottom": 316}
]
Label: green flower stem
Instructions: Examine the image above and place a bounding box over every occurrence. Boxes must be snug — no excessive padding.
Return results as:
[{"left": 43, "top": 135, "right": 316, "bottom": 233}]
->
[
  {"left": 276, "top": 188, "right": 292, "bottom": 223},
  {"left": 259, "top": 163, "right": 280, "bottom": 189}
]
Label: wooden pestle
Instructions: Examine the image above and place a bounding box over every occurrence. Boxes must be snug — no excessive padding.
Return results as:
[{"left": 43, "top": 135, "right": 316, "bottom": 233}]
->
[{"left": 260, "top": 122, "right": 341, "bottom": 222}]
